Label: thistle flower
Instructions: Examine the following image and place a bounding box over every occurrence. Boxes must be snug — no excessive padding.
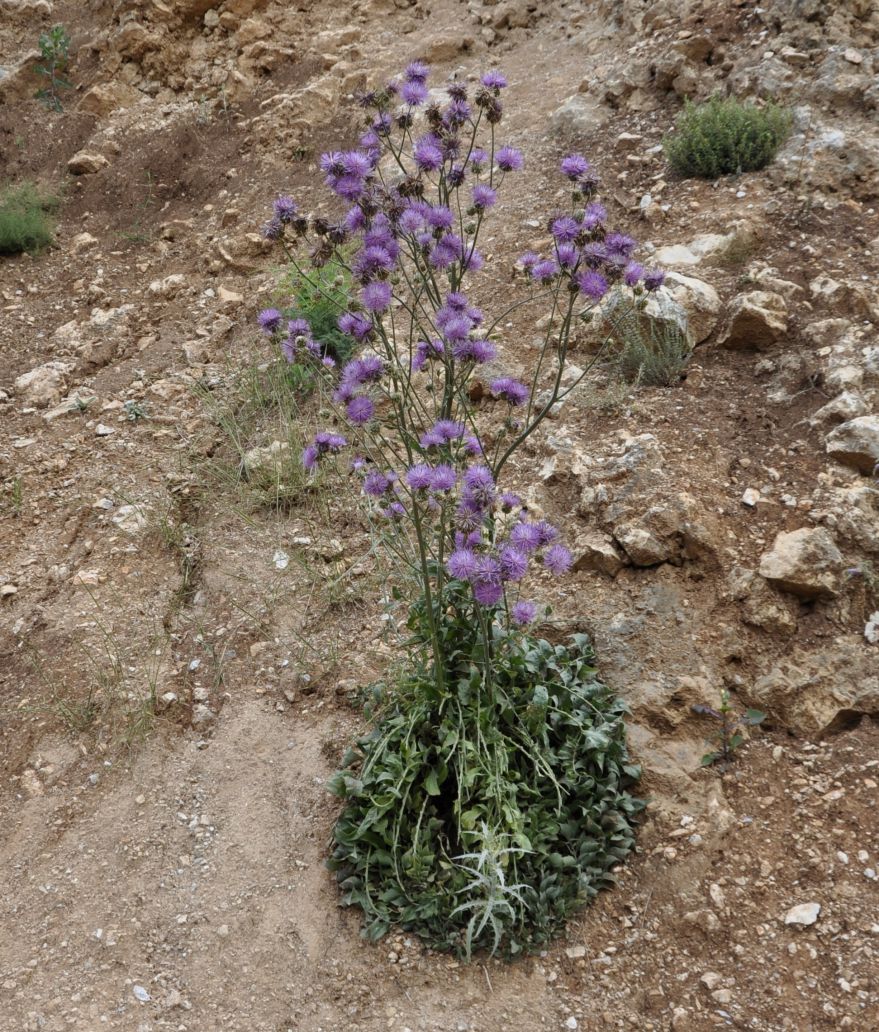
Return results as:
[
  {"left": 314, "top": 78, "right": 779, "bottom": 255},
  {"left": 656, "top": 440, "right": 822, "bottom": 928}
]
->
[
  {"left": 543, "top": 543, "right": 572, "bottom": 574},
  {"left": 499, "top": 545, "right": 528, "bottom": 582},
  {"left": 517, "top": 251, "right": 539, "bottom": 271},
  {"left": 490, "top": 377, "right": 529, "bottom": 406},
  {"left": 510, "top": 521, "right": 541, "bottom": 553},
  {"left": 511, "top": 600, "right": 537, "bottom": 626},
  {"left": 404, "top": 60, "right": 429, "bottom": 83},
  {"left": 576, "top": 269, "right": 608, "bottom": 301},
  {"left": 447, "top": 548, "right": 478, "bottom": 581},
  {"left": 560, "top": 154, "right": 590, "bottom": 180},
  {"left": 499, "top": 492, "right": 521, "bottom": 511},
  {"left": 363, "top": 469, "right": 391, "bottom": 497},
  {"left": 496, "top": 146, "right": 523, "bottom": 172},
  {"left": 414, "top": 136, "right": 444, "bottom": 172},
  {"left": 401, "top": 79, "right": 429, "bottom": 106},
  {"left": 412, "top": 338, "right": 443, "bottom": 371},
  {"left": 406, "top": 463, "right": 434, "bottom": 491},
  {"left": 604, "top": 232, "right": 637, "bottom": 260},
  {"left": 452, "top": 338, "right": 497, "bottom": 364},
  {"left": 471, "top": 556, "right": 503, "bottom": 606},
  {"left": 468, "top": 148, "right": 488, "bottom": 170},
  {"left": 551, "top": 216, "right": 579, "bottom": 243},
  {"left": 535, "top": 520, "right": 559, "bottom": 546},
  {"left": 644, "top": 268, "right": 666, "bottom": 291},
  {"left": 303, "top": 431, "right": 347, "bottom": 470},
  {"left": 257, "top": 308, "right": 283, "bottom": 333},
  {"left": 362, "top": 281, "right": 393, "bottom": 313},
  {"left": 430, "top": 464, "right": 457, "bottom": 492},
  {"left": 623, "top": 262, "right": 644, "bottom": 287},
  {"left": 261, "top": 215, "right": 283, "bottom": 240},
  {"left": 338, "top": 311, "right": 373, "bottom": 341},
  {"left": 582, "top": 201, "right": 606, "bottom": 231},
  {"left": 462, "top": 464, "right": 495, "bottom": 509},
  {"left": 556, "top": 242, "right": 578, "bottom": 269},
  {"left": 471, "top": 184, "right": 497, "bottom": 211},
  {"left": 531, "top": 259, "right": 559, "bottom": 284},
  {"left": 481, "top": 70, "right": 508, "bottom": 90},
  {"left": 346, "top": 395, "right": 375, "bottom": 425}
]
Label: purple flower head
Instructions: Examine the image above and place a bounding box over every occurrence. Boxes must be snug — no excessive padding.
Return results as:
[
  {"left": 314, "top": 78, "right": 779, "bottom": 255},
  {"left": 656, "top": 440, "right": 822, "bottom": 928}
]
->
[
  {"left": 556, "top": 242, "right": 578, "bottom": 269},
  {"left": 464, "top": 434, "right": 483, "bottom": 456},
  {"left": 624, "top": 261, "right": 644, "bottom": 287},
  {"left": 322, "top": 356, "right": 336, "bottom": 368},
  {"left": 580, "top": 241, "right": 607, "bottom": 269},
  {"left": 499, "top": 492, "right": 521, "bottom": 511},
  {"left": 420, "top": 419, "right": 465, "bottom": 448},
  {"left": 462, "top": 464, "right": 495, "bottom": 509},
  {"left": 518, "top": 251, "right": 540, "bottom": 271},
  {"left": 406, "top": 463, "right": 434, "bottom": 492},
  {"left": 468, "top": 148, "right": 488, "bottom": 170},
  {"left": 644, "top": 268, "right": 666, "bottom": 292},
  {"left": 404, "top": 60, "right": 429, "bottom": 83},
  {"left": 560, "top": 154, "right": 590, "bottom": 181},
  {"left": 490, "top": 377, "right": 529, "bottom": 406},
  {"left": 544, "top": 543, "right": 572, "bottom": 575},
  {"left": 430, "top": 236, "right": 460, "bottom": 270},
  {"left": 273, "top": 196, "right": 297, "bottom": 222},
  {"left": 499, "top": 545, "right": 529, "bottom": 583},
  {"left": 604, "top": 232, "right": 637, "bottom": 260},
  {"left": 443, "top": 99, "right": 472, "bottom": 125},
  {"left": 576, "top": 269, "right": 609, "bottom": 301},
  {"left": 338, "top": 311, "right": 373, "bottom": 341},
  {"left": 354, "top": 244, "right": 397, "bottom": 279},
  {"left": 448, "top": 163, "right": 466, "bottom": 187},
  {"left": 362, "top": 281, "right": 392, "bottom": 313},
  {"left": 262, "top": 215, "right": 282, "bottom": 240},
  {"left": 471, "top": 556, "right": 503, "bottom": 606},
  {"left": 304, "top": 431, "right": 346, "bottom": 471},
  {"left": 463, "top": 248, "right": 484, "bottom": 273},
  {"left": 345, "top": 206, "right": 367, "bottom": 233},
  {"left": 384, "top": 501, "right": 406, "bottom": 520},
  {"left": 414, "top": 136, "right": 444, "bottom": 173},
  {"left": 363, "top": 469, "right": 391, "bottom": 497},
  {"left": 532, "top": 259, "right": 559, "bottom": 284},
  {"left": 535, "top": 520, "right": 559, "bottom": 546},
  {"left": 453, "top": 338, "right": 497, "bottom": 364},
  {"left": 346, "top": 395, "right": 375, "bottom": 425},
  {"left": 456, "top": 497, "right": 484, "bottom": 534},
  {"left": 341, "top": 354, "right": 384, "bottom": 388},
  {"left": 287, "top": 317, "right": 311, "bottom": 340},
  {"left": 481, "top": 70, "right": 508, "bottom": 90},
  {"left": 258, "top": 308, "right": 283, "bottom": 334},
  {"left": 447, "top": 548, "right": 478, "bottom": 582},
  {"left": 511, "top": 600, "right": 537, "bottom": 626},
  {"left": 399, "top": 205, "right": 425, "bottom": 234},
  {"left": 427, "top": 205, "right": 454, "bottom": 231},
  {"left": 372, "top": 112, "right": 393, "bottom": 136},
  {"left": 412, "top": 338, "right": 443, "bottom": 371},
  {"left": 430, "top": 464, "right": 457, "bottom": 492},
  {"left": 471, "top": 184, "right": 497, "bottom": 211},
  {"left": 582, "top": 201, "right": 606, "bottom": 231},
  {"left": 551, "top": 216, "right": 579, "bottom": 243},
  {"left": 510, "top": 521, "right": 541, "bottom": 553},
  {"left": 401, "top": 79, "right": 429, "bottom": 106},
  {"left": 496, "top": 146, "right": 523, "bottom": 172}
]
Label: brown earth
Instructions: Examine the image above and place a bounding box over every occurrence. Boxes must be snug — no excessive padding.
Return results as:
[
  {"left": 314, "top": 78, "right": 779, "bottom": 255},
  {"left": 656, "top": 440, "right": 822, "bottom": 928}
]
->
[{"left": 1, "top": 0, "right": 878, "bottom": 1030}]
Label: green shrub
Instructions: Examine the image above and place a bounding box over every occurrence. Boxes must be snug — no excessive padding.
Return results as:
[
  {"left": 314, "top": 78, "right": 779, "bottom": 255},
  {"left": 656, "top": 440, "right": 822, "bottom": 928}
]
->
[
  {"left": 663, "top": 96, "right": 792, "bottom": 179},
  {"left": 277, "top": 257, "right": 355, "bottom": 366},
  {"left": 606, "top": 291, "right": 691, "bottom": 387},
  {"left": 328, "top": 614, "right": 643, "bottom": 958},
  {"left": 0, "top": 182, "right": 58, "bottom": 255},
  {"left": 34, "top": 24, "right": 73, "bottom": 111}
]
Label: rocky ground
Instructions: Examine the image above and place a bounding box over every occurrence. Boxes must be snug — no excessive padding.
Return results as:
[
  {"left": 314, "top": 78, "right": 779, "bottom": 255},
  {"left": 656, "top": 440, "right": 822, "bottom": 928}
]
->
[{"left": 1, "top": 0, "right": 878, "bottom": 1030}]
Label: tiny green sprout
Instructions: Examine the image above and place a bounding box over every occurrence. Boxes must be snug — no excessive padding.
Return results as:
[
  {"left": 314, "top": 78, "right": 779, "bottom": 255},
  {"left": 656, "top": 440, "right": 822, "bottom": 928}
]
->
[{"left": 693, "top": 689, "right": 765, "bottom": 769}]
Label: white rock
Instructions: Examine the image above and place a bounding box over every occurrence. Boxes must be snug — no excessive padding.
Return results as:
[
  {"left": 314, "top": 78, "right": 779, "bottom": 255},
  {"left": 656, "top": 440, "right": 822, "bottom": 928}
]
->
[
  {"left": 718, "top": 291, "right": 788, "bottom": 351},
  {"left": 741, "top": 488, "right": 761, "bottom": 507},
  {"left": 826, "top": 416, "right": 879, "bottom": 475},
  {"left": 550, "top": 94, "right": 610, "bottom": 135},
  {"left": 67, "top": 151, "right": 109, "bottom": 175},
  {"left": 111, "top": 504, "right": 147, "bottom": 534},
  {"left": 784, "top": 902, "right": 820, "bottom": 926},
  {"left": 13, "top": 360, "right": 74, "bottom": 408},
  {"left": 95, "top": 423, "right": 115, "bottom": 436},
  {"left": 866, "top": 612, "right": 879, "bottom": 646},
  {"left": 758, "top": 527, "right": 843, "bottom": 600}
]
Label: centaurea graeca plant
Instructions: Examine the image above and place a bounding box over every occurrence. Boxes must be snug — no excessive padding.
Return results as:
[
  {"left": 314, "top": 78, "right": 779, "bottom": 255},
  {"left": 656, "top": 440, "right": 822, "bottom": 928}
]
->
[{"left": 259, "top": 63, "right": 650, "bottom": 957}]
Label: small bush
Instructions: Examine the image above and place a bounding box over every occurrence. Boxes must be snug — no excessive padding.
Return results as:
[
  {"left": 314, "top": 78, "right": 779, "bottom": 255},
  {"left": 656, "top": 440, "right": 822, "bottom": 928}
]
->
[
  {"left": 0, "top": 182, "right": 58, "bottom": 255},
  {"left": 607, "top": 293, "right": 691, "bottom": 387},
  {"left": 34, "top": 24, "right": 73, "bottom": 111},
  {"left": 277, "top": 257, "right": 355, "bottom": 366},
  {"left": 328, "top": 625, "right": 643, "bottom": 958},
  {"left": 663, "top": 96, "right": 792, "bottom": 179}
]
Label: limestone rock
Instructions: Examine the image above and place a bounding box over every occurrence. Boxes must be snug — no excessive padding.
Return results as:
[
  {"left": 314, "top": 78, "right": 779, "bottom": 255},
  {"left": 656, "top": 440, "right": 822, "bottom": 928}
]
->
[
  {"left": 825, "top": 415, "right": 879, "bottom": 474},
  {"left": 662, "top": 272, "right": 722, "bottom": 345},
  {"left": 13, "top": 361, "right": 74, "bottom": 408},
  {"left": 785, "top": 903, "right": 820, "bottom": 927},
  {"left": 809, "top": 391, "right": 870, "bottom": 428},
  {"left": 551, "top": 94, "right": 611, "bottom": 135},
  {"left": 613, "top": 523, "right": 672, "bottom": 567},
  {"left": 572, "top": 531, "right": 626, "bottom": 577},
  {"left": 718, "top": 292, "right": 788, "bottom": 351},
  {"left": 753, "top": 639, "right": 879, "bottom": 732},
  {"left": 67, "top": 151, "right": 109, "bottom": 175},
  {"left": 758, "top": 527, "right": 843, "bottom": 600},
  {"left": 78, "top": 82, "right": 141, "bottom": 116},
  {"left": 243, "top": 440, "right": 291, "bottom": 478}
]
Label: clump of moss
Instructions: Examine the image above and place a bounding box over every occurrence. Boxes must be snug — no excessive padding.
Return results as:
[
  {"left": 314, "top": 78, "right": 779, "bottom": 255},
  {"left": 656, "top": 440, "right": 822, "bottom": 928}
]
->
[{"left": 663, "top": 97, "right": 792, "bottom": 180}]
